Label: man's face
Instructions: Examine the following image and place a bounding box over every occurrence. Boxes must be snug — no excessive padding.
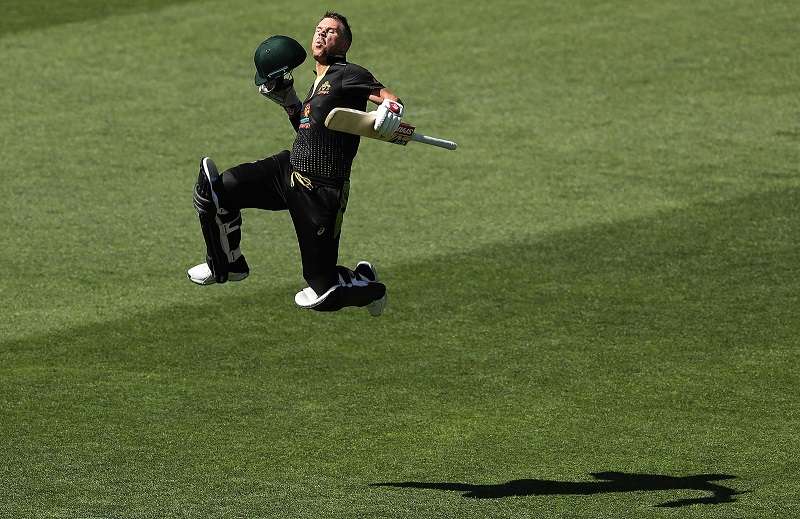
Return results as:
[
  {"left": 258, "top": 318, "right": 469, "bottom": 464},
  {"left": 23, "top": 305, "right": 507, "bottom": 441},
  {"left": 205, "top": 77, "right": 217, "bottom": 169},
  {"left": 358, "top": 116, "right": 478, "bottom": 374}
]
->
[{"left": 312, "top": 17, "right": 347, "bottom": 62}]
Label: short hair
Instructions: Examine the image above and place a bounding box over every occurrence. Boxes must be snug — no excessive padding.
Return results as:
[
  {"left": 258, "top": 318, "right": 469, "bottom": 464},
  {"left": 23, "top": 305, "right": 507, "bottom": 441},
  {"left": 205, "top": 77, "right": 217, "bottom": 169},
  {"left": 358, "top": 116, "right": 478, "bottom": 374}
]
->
[{"left": 321, "top": 11, "right": 352, "bottom": 48}]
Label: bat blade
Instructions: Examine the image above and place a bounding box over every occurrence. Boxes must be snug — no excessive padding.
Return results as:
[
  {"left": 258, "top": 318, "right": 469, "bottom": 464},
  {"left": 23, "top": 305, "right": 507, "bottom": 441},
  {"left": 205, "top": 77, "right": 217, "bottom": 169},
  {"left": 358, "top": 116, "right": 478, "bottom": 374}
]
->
[
  {"left": 324, "top": 108, "right": 399, "bottom": 141},
  {"left": 324, "top": 108, "right": 456, "bottom": 150}
]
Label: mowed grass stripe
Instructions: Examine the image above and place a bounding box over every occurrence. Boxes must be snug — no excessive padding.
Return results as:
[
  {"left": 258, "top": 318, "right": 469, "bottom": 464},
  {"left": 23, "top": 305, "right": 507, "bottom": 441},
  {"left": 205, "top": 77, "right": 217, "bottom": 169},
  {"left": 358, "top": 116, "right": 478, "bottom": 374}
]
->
[
  {"left": 0, "top": 0, "right": 203, "bottom": 37},
  {"left": 2, "top": 189, "right": 797, "bottom": 516}
]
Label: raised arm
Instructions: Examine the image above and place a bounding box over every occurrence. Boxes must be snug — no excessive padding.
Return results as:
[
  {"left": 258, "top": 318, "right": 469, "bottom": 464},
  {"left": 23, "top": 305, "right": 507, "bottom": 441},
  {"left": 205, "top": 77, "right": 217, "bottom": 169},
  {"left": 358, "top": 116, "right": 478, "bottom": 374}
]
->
[{"left": 259, "top": 78, "right": 303, "bottom": 132}]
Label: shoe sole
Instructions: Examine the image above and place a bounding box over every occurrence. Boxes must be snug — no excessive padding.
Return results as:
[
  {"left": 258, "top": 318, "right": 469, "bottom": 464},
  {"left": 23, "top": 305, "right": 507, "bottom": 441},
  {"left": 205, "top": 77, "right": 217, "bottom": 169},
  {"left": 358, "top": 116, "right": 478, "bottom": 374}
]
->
[
  {"left": 357, "top": 261, "right": 387, "bottom": 316},
  {"left": 367, "top": 293, "right": 387, "bottom": 316}
]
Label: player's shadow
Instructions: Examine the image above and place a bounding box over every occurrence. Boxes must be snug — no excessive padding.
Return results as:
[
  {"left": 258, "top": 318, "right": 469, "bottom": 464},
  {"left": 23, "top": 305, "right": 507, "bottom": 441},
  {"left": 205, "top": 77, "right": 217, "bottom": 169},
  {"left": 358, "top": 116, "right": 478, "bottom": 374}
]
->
[{"left": 371, "top": 471, "right": 745, "bottom": 508}]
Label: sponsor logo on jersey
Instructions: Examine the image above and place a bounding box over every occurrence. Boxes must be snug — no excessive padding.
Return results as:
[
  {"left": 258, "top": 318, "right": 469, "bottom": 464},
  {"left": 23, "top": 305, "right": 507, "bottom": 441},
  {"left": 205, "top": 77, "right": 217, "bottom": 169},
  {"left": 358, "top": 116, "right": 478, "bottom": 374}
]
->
[{"left": 299, "top": 103, "right": 312, "bottom": 129}]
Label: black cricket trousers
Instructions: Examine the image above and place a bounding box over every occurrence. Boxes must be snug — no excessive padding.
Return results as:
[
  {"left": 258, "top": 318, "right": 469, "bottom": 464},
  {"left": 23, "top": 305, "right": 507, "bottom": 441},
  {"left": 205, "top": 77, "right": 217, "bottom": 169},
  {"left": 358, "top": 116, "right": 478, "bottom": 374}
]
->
[{"left": 218, "top": 150, "right": 350, "bottom": 294}]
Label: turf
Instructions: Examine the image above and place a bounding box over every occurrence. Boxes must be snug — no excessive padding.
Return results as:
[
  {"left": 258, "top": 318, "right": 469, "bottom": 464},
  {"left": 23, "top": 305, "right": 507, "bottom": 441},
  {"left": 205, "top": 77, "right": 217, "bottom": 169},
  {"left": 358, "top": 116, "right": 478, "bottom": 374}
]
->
[{"left": 1, "top": 0, "right": 798, "bottom": 517}]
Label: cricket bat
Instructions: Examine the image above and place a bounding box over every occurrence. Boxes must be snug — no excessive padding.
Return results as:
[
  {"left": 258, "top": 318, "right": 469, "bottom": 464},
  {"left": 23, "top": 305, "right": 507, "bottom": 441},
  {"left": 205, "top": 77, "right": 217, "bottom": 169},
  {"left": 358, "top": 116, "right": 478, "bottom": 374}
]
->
[{"left": 324, "top": 108, "right": 458, "bottom": 150}]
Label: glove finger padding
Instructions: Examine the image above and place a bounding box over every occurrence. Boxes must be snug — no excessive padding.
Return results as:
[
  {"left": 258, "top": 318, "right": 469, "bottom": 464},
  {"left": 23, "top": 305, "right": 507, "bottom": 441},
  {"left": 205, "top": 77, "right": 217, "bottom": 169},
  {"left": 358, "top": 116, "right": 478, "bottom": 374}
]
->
[
  {"left": 379, "top": 114, "right": 401, "bottom": 137},
  {"left": 373, "top": 99, "right": 404, "bottom": 138}
]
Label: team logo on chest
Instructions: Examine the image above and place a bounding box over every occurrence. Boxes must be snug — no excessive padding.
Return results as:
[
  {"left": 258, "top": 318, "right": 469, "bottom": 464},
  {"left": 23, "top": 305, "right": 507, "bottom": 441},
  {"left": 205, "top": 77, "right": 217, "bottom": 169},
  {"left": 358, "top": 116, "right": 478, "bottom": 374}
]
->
[{"left": 316, "top": 81, "right": 331, "bottom": 95}]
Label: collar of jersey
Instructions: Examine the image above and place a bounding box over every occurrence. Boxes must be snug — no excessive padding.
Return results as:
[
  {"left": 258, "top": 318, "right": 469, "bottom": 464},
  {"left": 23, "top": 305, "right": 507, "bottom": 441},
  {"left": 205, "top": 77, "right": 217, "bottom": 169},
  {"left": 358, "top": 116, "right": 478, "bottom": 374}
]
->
[{"left": 311, "top": 55, "right": 347, "bottom": 73}]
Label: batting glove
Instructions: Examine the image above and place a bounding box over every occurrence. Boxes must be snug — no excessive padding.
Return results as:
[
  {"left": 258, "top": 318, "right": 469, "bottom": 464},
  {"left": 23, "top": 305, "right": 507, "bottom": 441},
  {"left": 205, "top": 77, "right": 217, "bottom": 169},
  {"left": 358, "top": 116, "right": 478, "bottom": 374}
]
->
[
  {"left": 258, "top": 77, "right": 300, "bottom": 108},
  {"left": 372, "top": 99, "right": 404, "bottom": 138}
]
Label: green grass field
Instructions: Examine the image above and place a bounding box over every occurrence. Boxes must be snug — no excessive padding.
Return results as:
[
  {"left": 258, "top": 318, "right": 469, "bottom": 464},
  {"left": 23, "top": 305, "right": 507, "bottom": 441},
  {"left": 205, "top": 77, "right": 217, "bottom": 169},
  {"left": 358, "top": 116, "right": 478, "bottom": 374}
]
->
[{"left": 2, "top": 1, "right": 799, "bottom": 517}]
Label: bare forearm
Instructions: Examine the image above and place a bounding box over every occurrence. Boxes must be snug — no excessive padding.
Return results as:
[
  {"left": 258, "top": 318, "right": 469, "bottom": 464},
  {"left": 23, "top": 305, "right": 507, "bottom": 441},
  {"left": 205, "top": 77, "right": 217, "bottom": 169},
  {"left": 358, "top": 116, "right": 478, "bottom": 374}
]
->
[{"left": 369, "top": 87, "right": 400, "bottom": 105}]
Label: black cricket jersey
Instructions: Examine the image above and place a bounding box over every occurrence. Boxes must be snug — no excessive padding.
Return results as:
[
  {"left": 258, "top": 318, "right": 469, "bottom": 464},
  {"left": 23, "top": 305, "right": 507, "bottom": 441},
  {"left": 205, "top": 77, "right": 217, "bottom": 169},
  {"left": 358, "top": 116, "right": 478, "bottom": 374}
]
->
[{"left": 290, "top": 57, "right": 383, "bottom": 179}]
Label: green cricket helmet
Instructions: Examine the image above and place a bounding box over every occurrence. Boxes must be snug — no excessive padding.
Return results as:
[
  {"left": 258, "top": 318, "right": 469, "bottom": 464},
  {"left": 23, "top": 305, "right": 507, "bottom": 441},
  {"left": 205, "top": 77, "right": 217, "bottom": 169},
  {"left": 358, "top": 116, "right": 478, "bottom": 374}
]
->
[{"left": 253, "top": 35, "right": 306, "bottom": 86}]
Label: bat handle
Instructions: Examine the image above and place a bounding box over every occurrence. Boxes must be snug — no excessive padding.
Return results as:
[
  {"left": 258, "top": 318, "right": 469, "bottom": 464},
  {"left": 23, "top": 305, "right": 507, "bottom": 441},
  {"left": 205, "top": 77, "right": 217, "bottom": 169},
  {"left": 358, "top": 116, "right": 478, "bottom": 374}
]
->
[{"left": 411, "top": 132, "right": 458, "bottom": 150}]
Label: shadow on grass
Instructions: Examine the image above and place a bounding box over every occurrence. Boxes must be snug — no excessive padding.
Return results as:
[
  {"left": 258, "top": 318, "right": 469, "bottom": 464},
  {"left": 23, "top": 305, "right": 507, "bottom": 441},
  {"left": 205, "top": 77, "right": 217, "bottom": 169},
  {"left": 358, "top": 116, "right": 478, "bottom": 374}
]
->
[
  {"left": 0, "top": 189, "right": 791, "bottom": 516},
  {"left": 371, "top": 471, "right": 745, "bottom": 507}
]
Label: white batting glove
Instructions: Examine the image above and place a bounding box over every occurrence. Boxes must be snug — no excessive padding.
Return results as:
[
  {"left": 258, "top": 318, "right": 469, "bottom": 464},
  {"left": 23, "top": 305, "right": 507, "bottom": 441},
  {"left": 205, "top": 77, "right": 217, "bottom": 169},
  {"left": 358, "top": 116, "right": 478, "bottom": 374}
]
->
[
  {"left": 372, "top": 99, "right": 404, "bottom": 138},
  {"left": 258, "top": 77, "right": 300, "bottom": 108}
]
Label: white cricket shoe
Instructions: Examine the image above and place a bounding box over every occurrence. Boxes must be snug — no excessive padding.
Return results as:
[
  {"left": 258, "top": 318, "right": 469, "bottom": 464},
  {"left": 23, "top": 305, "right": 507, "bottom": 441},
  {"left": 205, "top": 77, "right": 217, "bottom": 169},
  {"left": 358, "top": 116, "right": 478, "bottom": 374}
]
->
[
  {"left": 355, "top": 261, "right": 387, "bottom": 316},
  {"left": 187, "top": 262, "right": 249, "bottom": 285}
]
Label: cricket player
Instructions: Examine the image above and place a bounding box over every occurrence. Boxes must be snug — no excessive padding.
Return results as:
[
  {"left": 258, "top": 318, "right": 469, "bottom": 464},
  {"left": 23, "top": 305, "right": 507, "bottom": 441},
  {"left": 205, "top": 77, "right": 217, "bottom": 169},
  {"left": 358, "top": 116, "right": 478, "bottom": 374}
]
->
[{"left": 188, "top": 12, "right": 404, "bottom": 315}]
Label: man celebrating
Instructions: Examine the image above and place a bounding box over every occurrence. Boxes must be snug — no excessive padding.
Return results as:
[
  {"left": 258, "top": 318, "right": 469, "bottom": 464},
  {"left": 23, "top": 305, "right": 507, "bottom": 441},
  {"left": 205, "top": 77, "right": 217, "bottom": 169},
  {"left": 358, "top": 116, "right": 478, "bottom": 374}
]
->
[{"left": 188, "top": 12, "right": 403, "bottom": 316}]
